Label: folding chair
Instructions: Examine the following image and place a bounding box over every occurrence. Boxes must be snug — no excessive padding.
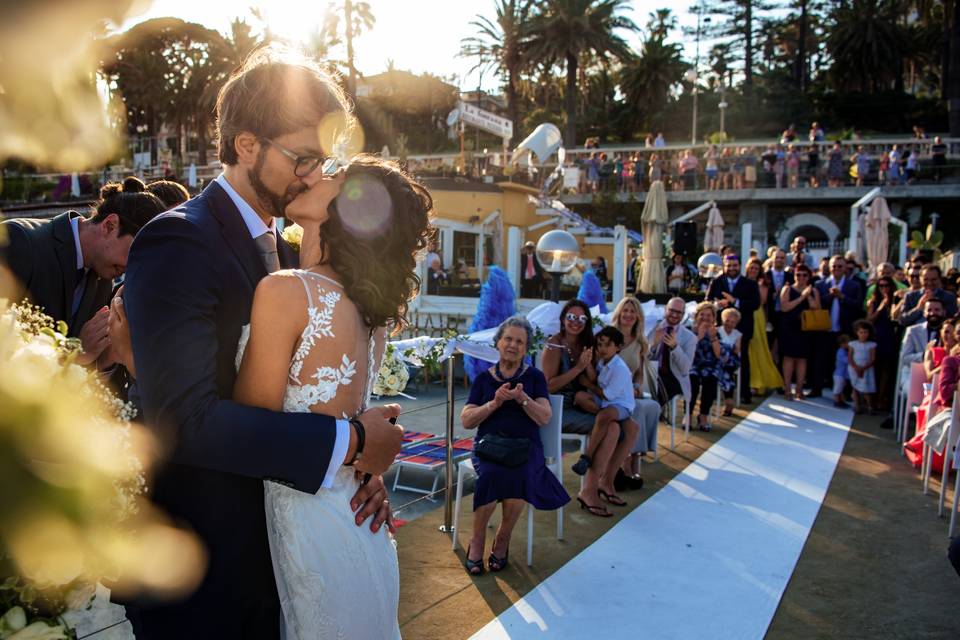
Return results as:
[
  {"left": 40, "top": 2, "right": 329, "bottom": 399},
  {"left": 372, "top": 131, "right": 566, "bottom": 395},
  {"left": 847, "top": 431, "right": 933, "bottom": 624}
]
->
[
  {"left": 922, "top": 372, "right": 941, "bottom": 495},
  {"left": 937, "top": 398, "right": 960, "bottom": 518},
  {"left": 899, "top": 362, "right": 927, "bottom": 446},
  {"left": 667, "top": 395, "right": 688, "bottom": 448},
  {"left": 452, "top": 395, "right": 565, "bottom": 567}
]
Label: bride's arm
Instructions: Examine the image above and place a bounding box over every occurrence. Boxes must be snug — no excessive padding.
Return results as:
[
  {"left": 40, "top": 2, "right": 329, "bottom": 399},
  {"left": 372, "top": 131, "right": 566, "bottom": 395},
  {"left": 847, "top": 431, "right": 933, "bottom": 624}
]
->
[{"left": 235, "top": 274, "right": 307, "bottom": 410}]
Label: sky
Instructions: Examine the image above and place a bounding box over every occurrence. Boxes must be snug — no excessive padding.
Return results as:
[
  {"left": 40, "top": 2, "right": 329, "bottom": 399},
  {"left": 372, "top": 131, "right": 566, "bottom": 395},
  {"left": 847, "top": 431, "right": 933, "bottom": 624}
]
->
[{"left": 120, "top": 0, "right": 701, "bottom": 93}]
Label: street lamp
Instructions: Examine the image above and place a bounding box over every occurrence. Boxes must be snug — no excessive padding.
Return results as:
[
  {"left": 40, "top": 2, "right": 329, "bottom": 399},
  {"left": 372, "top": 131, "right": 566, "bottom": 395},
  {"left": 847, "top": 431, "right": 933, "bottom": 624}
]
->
[
  {"left": 536, "top": 229, "right": 580, "bottom": 302},
  {"left": 690, "top": 9, "right": 711, "bottom": 145}
]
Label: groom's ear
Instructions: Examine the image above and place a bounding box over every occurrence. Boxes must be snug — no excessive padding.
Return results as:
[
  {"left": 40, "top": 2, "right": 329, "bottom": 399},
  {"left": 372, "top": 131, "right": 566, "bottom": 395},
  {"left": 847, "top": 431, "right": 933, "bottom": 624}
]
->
[{"left": 235, "top": 132, "right": 260, "bottom": 167}]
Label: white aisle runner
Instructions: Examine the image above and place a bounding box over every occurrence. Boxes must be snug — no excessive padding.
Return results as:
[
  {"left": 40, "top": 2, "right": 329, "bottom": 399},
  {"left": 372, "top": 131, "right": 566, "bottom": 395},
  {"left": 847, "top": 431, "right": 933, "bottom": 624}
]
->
[{"left": 472, "top": 397, "right": 852, "bottom": 639}]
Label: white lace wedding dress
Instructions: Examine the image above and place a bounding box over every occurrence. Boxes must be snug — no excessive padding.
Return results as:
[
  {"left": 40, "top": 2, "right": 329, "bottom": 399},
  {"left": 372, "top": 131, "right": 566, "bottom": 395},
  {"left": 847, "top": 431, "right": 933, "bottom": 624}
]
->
[{"left": 237, "top": 269, "right": 400, "bottom": 640}]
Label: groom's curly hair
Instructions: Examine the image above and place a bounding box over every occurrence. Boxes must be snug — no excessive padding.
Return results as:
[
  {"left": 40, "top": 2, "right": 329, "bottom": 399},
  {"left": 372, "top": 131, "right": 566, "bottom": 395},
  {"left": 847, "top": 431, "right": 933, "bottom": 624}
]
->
[{"left": 319, "top": 155, "right": 434, "bottom": 332}]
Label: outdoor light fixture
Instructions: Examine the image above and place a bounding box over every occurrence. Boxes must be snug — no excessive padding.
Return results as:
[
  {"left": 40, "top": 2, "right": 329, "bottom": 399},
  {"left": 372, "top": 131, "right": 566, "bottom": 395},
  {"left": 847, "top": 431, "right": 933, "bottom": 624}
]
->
[
  {"left": 536, "top": 229, "right": 580, "bottom": 302},
  {"left": 697, "top": 252, "right": 723, "bottom": 280}
]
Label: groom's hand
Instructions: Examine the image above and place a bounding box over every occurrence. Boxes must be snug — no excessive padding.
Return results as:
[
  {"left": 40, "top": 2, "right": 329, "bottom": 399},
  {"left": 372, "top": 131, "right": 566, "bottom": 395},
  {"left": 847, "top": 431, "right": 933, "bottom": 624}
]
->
[
  {"left": 350, "top": 474, "right": 395, "bottom": 534},
  {"left": 350, "top": 404, "right": 404, "bottom": 475}
]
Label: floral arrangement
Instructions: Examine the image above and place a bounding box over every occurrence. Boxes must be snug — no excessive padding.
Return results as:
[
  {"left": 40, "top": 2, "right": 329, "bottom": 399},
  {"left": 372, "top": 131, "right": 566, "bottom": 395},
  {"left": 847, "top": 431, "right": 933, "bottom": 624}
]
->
[
  {"left": 281, "top": 223, "right": 304, "bottom": 253},
  {"left": 373, "top": 343, "right": 410, "bottom": 396},
  {"left": 0, "top": 301, "right": 202, "bottom": 638}
]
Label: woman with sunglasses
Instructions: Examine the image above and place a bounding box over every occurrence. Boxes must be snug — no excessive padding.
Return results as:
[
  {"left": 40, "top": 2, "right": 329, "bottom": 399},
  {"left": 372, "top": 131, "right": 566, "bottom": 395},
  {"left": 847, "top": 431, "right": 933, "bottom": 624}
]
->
[
  {"left": 866, "top": 276, "right": 899, "bottom": 410},
  {"left": 779, "top": 264, "right": 822, "bottom": 400},
  {"left": 542, "top": 300, "right": 627, "bottom": 517}
]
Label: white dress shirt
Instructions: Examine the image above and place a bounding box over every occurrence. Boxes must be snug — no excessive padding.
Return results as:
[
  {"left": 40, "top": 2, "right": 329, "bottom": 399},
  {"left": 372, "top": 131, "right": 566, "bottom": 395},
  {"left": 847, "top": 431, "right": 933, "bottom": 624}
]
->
[
  {"left": 771, "top": 269, "right": 785, "bottom": 311},
  {"left": 597, "top": 354, "right": 636, "bottom": 413},
  {"left": 826, "top": 275, "right": 844, "bottom": 333},
  {"left": 216, "top": 173, "right": 348, "bottom": 489}
]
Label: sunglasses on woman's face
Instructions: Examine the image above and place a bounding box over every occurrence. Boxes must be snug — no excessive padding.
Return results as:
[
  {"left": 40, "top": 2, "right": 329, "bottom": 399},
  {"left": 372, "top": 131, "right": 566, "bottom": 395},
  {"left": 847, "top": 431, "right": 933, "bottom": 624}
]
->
[{"left": 565, "top": 313, "right": 588, "bottom": 324}]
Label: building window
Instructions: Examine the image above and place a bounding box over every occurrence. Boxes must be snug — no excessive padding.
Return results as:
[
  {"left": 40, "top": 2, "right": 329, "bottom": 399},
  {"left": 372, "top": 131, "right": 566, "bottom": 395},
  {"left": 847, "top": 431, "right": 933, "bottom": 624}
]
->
[{"left": 453, "top": 231, "right": 478, "bottom": 267}]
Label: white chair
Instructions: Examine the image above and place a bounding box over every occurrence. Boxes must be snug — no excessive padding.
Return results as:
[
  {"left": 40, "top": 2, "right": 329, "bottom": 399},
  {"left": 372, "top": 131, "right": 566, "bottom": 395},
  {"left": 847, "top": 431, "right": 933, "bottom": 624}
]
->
[
  {"left": 949, "top": 450, "right": 960, "bottom": 537},
  {"left": 922, "top": 372, "right": 941, "bottom": 495},
  {"left": 452, "top": 395, "right": 565, "bottom": 567},
  {"left": 667, "top": 395, "right": 689, "bottom": 448},
  {"left": 900, "top": 362, "right": 927, "bottom": 446},
  {"left": 709, "top": 369, "right": 741, "bottom": 428},
  {"left": 560, "top": 432, "right": 588, "bottom": 491},
  {"left": 937, "top": 398, "right": 960, "bottom": 518}
]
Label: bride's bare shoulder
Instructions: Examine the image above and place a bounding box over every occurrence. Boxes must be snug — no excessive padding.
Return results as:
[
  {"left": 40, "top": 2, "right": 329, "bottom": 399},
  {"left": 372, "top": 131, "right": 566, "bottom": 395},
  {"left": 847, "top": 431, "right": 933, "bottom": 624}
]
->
[{"left": 250, "top": 272, "right": 310, "bottom": 334}]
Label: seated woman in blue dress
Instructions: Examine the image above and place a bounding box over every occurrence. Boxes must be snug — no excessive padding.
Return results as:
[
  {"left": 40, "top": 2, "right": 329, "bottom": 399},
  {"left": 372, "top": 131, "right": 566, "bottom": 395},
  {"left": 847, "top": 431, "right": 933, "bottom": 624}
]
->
[{"left": 460, "top": 316, "right": 570, "bottom": 575}]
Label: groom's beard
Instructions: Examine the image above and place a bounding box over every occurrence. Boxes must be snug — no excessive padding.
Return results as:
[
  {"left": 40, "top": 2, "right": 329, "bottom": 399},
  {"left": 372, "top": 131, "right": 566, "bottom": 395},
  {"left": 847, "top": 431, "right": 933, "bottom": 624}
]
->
[{"left": 248, "top": 148, "right": 307, "bottom": 218}]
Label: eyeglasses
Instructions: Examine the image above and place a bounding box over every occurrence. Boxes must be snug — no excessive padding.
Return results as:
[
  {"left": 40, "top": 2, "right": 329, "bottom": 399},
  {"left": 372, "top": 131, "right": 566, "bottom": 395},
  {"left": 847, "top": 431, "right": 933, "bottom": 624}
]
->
[
  {"left": 666, "top": 307, "right": 684, "bottom": 315},
  {"left": 565, "top": 313, "right": 588, "bottom": 324},
  {"left": 261, "top": 138, "right": 339, "bottom": 178}
]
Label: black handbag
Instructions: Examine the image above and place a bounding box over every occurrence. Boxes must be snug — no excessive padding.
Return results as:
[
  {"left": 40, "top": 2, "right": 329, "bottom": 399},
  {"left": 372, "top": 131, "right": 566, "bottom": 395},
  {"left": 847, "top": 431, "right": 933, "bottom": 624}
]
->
[{"left": 475, "top": 434, "right": 531, "bottom": 468}]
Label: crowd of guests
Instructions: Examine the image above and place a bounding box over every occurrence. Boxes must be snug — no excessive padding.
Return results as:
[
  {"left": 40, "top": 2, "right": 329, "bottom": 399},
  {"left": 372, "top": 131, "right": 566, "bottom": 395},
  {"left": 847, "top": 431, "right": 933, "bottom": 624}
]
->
[
  {"left": 573, "top": 122, "right": 950, "bottom": 194},
  {"left": 458, "top": 229, "right": 960, "bottom": 568}
]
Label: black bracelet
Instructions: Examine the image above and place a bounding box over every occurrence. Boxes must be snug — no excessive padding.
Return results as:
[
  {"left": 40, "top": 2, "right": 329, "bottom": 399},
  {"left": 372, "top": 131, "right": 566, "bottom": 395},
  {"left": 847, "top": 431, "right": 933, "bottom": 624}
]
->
[{"left": 346, "top": 418, "right": 366, "bottom": 466}]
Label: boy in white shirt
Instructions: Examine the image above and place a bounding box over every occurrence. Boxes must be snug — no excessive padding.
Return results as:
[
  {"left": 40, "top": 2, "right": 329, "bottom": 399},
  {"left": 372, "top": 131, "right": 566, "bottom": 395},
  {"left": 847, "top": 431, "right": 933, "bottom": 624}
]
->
[{"left": 572, "top": 326, "right": 637, "bottom": 476}]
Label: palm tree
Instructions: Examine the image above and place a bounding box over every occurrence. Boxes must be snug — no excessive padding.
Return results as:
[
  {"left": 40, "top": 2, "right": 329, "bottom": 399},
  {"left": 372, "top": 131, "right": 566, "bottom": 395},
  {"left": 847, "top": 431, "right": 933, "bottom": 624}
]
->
[
  {"left": 525, "top": 0, "right": 637, "bottom": 146},
  {"left": 460, "top": 0, "right": 532, "bottom": 139},
  {"left": 620, "top": 11, "right": 686, "bottom": 133},
  {"left": 827, "top": 0, "right": 907, "bottom": 93},
  {"left": 343, "top": 1, "right": 375, "bottom": 99}
]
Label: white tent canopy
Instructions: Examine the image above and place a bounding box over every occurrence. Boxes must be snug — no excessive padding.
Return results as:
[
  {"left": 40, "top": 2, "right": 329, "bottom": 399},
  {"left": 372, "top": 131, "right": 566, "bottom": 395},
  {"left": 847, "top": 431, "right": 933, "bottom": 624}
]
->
[{"left": 512, "top": 123, "right": 562, "bottom": 165}]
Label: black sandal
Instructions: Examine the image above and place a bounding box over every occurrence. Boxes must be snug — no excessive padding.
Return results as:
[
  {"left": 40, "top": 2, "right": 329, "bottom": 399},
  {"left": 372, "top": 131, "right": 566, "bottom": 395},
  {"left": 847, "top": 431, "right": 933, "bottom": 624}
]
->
[
  {"left": 465, "top": 544, "right": 485, "bottom": 576},
  {"left": 488, "top": 548, "right": 509, "bottom": 572},
  {"left": 576, "top": 496, "right": 612, "bottom": 518},
  {"left": 598, "top": 489, "right": 627, "bottom": 507}
]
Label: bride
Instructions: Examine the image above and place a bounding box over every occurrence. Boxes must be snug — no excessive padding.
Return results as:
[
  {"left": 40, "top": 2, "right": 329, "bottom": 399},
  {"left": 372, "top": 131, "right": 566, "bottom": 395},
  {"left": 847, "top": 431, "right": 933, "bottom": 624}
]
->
[{"left": 234, "top": 155, "right": 433, "bottom": 638}]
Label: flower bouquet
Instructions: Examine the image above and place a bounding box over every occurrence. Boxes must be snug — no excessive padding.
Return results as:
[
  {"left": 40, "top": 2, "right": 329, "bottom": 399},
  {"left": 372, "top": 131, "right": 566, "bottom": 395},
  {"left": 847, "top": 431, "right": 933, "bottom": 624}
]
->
[{"left": 373, "top": 343, "right": 410, "bottom": 397}]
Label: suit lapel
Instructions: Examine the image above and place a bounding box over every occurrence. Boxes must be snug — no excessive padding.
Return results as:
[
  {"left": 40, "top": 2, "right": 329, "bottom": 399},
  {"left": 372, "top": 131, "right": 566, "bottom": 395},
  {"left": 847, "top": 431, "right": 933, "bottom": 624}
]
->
[
  {"left": 51, "top": 212, "right": 81, "bottom": 319},
  {"left": 205, "top": 182, "right": 267, "bottom": 287},
  {"left": 277, "top": 231, "right": 299, "bottom": 270}
]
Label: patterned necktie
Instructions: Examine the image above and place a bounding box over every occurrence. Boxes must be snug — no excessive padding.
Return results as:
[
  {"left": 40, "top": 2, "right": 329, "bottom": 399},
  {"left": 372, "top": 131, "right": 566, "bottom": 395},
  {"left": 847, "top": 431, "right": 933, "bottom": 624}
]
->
[{"left": 255, "top": 231, "right": 280, "bottom": 274}]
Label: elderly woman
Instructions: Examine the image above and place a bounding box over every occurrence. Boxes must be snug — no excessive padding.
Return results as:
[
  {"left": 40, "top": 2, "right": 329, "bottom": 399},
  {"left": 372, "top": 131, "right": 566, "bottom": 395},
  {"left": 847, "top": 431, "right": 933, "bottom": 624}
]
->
[
  {"left": 689, "top": 301, "right": 724, "bottom": 431},
  {"left": 461, "top": 316, "right": 569, "bottom": 575},
  {"left": 610, "top": 296, "right": 661, "bottom": 486}
]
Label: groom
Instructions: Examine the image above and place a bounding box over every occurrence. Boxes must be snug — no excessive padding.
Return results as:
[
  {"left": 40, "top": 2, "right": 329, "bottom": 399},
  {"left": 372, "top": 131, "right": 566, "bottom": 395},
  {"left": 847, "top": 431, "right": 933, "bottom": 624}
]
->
[{"left": 123, "top": 51, "right": 404, "bottom": 639}]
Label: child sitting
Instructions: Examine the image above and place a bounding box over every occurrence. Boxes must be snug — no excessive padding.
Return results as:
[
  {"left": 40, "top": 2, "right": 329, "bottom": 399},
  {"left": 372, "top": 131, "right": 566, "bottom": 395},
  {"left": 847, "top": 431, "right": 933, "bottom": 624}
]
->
[
  {"left": 571, "top": 326, "right": 636, "bottom": 478},
  {"left": 833, "top": 334, "right": 851, "bottom": 408}
]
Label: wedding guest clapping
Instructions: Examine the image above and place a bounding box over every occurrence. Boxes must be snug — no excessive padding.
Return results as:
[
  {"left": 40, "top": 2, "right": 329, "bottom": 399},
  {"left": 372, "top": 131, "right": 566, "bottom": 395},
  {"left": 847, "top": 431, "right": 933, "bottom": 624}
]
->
[{"left": 460, "top": 316, "right": 569, "bottom": 574}]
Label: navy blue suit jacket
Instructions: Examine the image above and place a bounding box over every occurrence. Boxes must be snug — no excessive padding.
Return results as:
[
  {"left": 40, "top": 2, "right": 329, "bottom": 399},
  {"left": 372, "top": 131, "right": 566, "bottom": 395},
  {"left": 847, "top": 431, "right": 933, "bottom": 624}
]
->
[
  {"left": 815, "top": 276, "right": 864, "bottom": 335},
  {"left": 706, "top": 275, "right": 761, "bottom": 340},
  {"left": 124, "top": 182, "right": 337, "bottom": 638}
]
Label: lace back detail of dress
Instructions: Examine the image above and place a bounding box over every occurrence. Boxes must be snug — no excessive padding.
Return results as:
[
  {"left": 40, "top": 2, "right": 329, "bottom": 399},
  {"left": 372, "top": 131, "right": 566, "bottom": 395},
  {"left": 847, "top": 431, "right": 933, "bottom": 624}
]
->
[{"left": 283, "top": 270, "right": 376, "bottom": 417}]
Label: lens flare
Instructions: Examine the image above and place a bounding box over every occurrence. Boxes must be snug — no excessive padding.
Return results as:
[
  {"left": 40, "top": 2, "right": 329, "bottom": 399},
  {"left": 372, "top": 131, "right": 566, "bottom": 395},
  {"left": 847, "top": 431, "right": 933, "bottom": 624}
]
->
[{"left": 336, "top": 174, "right": 393, "bottom": 240}]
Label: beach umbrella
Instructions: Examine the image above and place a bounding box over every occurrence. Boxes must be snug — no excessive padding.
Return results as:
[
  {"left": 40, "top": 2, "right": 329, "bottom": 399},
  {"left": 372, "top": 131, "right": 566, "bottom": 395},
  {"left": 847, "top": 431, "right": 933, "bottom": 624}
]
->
[
  {"left": 864, "top": 197, "right": 892, "bottom": 268},
  {"left": 639, "top": 180, "right": 668, "bottom": 293},
  {"left": 70, "top": 173, "right": 80, "bottom": 198},
  {"left": 704, "top": 205, "right": 724, "bottom": 252}
]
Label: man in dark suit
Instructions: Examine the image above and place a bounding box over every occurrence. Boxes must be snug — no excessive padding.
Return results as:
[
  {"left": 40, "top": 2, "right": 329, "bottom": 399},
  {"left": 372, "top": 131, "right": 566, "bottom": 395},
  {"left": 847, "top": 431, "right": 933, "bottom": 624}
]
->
[
  {"left": 808, "top": 254, "right": 864, "bottom": 397},
  {"left": 123, "top": 56, "right": 404, "bottom": 639},
  {"left": 626, "top": 248, "right": 640, "bottom": 293},
  {"left": 707, "top": 254, "right": 761, "bottom": 403},
  {"left": 765, "top": 249, "right": 793, "bottom": 363},
  {"left": 1, "top": 189, "right": 165, "bottom": 365},
  {"left": 519, "top": 240, "right": 544, "bottom": 298}
]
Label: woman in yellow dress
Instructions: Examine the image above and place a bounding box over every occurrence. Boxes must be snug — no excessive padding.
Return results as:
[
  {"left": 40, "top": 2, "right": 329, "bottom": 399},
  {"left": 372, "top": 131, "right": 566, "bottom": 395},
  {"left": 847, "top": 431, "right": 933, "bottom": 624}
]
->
[{"left": 745, "top": 258, "right": 784, "bottom": 394}]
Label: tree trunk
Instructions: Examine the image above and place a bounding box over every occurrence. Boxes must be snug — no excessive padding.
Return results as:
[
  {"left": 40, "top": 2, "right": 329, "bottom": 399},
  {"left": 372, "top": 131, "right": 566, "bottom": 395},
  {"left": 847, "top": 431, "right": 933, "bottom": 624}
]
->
[
  {"left": 795, "top": 0, "right": 808, "bottom": 92},
  {"left": 197, "top": 110, "right": 208, "bottom": 166},
  {"left": 507, "top": 69, "right": 519, "bottom": 142},
  {"left": 949, "top": 0, "right": 960, "bottom": 136},
  {"left": 744, "top": 0, "right": 754, "bottom": 92},
  {"left": 345, "top": 0, "right": 356, "bottom": 101},
  {"left": 564, "top": 52, "right": 577, "bottom": 147}
]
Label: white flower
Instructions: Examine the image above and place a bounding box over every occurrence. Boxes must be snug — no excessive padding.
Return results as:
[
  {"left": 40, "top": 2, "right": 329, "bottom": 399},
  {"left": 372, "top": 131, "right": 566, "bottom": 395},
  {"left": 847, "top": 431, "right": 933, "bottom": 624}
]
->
[
  {"left": 5, "top": 622, "right": 68, "bottom": 640},
  {"left": 0, "top": 607, "right": 27, "bottom": 635}
]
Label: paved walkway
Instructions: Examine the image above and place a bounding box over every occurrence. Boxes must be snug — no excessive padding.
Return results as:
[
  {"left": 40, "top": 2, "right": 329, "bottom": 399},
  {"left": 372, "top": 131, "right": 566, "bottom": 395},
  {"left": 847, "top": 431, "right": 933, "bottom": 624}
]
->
[{"left": 471, "top": 397, "right": 852, "bottom": 639}]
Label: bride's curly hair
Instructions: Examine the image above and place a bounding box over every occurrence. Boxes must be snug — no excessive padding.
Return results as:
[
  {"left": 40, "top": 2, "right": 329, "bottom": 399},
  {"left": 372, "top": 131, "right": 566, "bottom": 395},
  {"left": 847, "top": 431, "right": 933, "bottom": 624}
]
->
[{"left": 318, "top": 155, "right": 433, "bottom": 332}]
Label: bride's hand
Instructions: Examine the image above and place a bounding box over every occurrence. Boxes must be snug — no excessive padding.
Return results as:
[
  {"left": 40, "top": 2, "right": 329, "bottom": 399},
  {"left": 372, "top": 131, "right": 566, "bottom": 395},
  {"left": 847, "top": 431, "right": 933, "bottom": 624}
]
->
[
  {"left": 350, "top": 474, "right": 395, "bottom": 534},
  {"left": 284, "top": 170, "right": 346, "bottom": 225}
]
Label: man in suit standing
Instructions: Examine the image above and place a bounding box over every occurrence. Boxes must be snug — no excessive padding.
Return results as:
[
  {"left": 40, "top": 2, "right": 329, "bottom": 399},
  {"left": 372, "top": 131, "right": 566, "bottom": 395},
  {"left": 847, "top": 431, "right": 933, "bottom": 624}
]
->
[
  {"left": 123, "top": 53, "right": 403, "bottom": 639},
  {"left": 519, "top": 240, "right": 544, "bottom": 298},
  {"left": 626, "top": 248, "right": 640, "bottom": 293},
  {"left": 1, "top": 182, "right": 166, "bottom": 365},
  {"left": 807, "top": 254, "right": 864, "bottom": 397},
  {"left": 707, "top": 254, "right": 761, "bottom": 403},
  {"left": 897, "top": 264, "right": 958, "bottom": 327},
  {"left": 765, "top": 249, "right": 793, "bottom": 362}
]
